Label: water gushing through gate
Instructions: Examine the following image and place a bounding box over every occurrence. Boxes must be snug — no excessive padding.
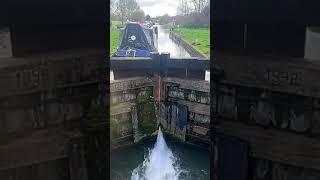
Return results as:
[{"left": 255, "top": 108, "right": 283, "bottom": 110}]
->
[{"left": 131, "top": 127, "right": 184, "bottom": 180}]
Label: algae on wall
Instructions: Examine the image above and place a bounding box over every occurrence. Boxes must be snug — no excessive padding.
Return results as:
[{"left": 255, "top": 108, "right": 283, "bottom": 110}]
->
[
  {"left": 134, "top": 87, "right": 157, "bottom": 142},
  {"left": 137, "top": 101, "right": 157, "bottom": 134},
  {"left": 108, "top": 86, "right": 157, "bottom": 145},
  {"left": 110, "top": 113, "right": 133, "bottom": 138}
]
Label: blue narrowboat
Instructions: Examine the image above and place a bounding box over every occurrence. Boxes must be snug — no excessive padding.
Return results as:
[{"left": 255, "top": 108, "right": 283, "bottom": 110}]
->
[{"left": 113, "top": 22, "right": 158, "bottom": 57}]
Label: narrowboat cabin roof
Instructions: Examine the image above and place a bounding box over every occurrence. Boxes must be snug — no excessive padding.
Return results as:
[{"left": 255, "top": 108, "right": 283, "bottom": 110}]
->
[{"left": 113, "top": 22, "right": 158, "bottom": 57}]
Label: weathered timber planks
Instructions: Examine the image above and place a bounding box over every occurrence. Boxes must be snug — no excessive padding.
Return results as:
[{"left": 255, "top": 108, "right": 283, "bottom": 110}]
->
[
  {"left": 0, "top": 49, "right": 106, "bottom": 98},
  {"left": 173, "top": 99, "right": 210, "bottom": 116},
  {"left": 214, "top": 53, "right": 320, "bottom": 98},
  {"left": 110, "top": 77, "right": 153, "bottom": 92},
  {"left": 110, "top": 58, "right": 153, "bottom": 70},
  {"left": 110, "top": 102, "right": 135, "bottom": 115},
  {"left": 215, "top": 120, "right": 320, "bottom": 171},
  {"left": 163, "top": 77, "right": 210, "bottom": 92},
  {"left": 0, "top": 128, "right": 74, "bottom": 170}
]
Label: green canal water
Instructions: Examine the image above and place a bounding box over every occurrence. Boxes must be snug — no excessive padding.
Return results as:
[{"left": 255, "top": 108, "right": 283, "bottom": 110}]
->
[{"left": 110, "top": 130, "right": 209, "bottom": 180}]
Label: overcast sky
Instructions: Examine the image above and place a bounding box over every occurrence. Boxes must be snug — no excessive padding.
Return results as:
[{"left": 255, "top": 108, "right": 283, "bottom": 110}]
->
[{"left": 136, "top": 0, "right": 180, "bottom": 17}]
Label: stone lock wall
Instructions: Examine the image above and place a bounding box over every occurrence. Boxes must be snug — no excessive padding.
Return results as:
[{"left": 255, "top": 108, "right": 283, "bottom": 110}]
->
[
  {"left": 159, "top": 78, "right": 210, "bottom": 146},
  {"left": 110, "top": 53, "right": 210, "bottom": 148},
  {"left": 212, "top": 53, "right": 320, "bottom": 179},
  {"left": 110, "top": 78, "right": 157, "bottom": 149},
  {"left": 251, "top": 158, "right": 320, "bottom": 180},
  {"left": 0, "top": 50, "right": 107, "bottom": 180},
  {"left": 109, "top": 76, "right": 211, "bottom": 148},
  {"left": 110, "top": 105, "right": 135, "bottom": 148},
  {"left": 215, "top": 84, "right": 320, "bottom": 134},
  {"left": 0, "top": 50, "right": 106, "bottom": 135},
  {"left": 213, "top": 82, "right": 320, "bottom": 179},
  {"left": 0, "top": 158, "right": 70, "bottom": 180}
]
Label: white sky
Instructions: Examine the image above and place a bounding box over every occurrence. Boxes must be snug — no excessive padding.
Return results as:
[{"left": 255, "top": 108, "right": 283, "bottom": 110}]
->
[{"left": 136, "top": 0, "right": 180, "bottom": 17}]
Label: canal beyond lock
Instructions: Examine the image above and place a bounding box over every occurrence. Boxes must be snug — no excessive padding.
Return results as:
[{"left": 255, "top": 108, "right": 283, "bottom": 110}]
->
[{"left": 156, "top": 25, "right": 191, "bottom": 58}]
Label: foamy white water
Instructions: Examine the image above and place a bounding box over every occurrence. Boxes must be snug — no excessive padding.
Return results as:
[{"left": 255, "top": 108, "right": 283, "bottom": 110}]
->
[{"left": 131, "top": 127, "right": 184, "bottom": 180}]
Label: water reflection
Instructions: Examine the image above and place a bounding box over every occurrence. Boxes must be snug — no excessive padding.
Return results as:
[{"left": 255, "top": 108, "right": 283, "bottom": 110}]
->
[{"left": 156, "top": 25, "right": 191, "bottom": 58}]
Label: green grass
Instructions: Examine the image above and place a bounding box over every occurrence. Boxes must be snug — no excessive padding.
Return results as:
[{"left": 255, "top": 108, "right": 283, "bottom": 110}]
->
[
  {"left": 174, "top": 28, "right": 210, "bottom": 57},
  {"left": 110, "top": 20, "right": 126, "bottom": 54},
  {"left": 110, "top": 29, "right": 120, "bottom": 54},
  {"left": 111, "top": 20, "right": 123, "bottom": 26}
]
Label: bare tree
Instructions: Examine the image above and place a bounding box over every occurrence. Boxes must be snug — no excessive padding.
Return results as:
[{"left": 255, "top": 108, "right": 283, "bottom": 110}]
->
[
  {"left": 191, "top": 0, "right": 208, "bottom": 14},
  {"left": 114, "top": 0, "right": 127, "bottom": 24},
  {"left": 128, "top": 0, "right": 140, "bottom": 20},
  {"left": 177, "top": 0, "right": 190, "bottom": 16},
  {"left": 114, "top": 0, "right": 142, "bottom": 24},
  {"left": 202, "top": 2, "right": 210, "bottom": 17},
  {"left": 175, "top": 0, "right": 209, "bottom": 27},
  {"left": 110, "top": 0, "right": 117, "bottom": 17},
  {"left": 131, "top": 9, "right": 145, "bottom": 21}
]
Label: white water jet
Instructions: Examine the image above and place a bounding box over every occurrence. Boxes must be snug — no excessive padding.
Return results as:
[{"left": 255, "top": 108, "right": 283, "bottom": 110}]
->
[{"left": 131, "top": 127, "right": 183, "bottom": 180}]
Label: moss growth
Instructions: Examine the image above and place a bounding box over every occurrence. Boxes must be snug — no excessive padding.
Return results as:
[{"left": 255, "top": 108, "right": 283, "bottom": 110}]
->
[
  {"left": 110, "top": 118, "right": 119, "bottom": 138},
  {"left": 110, "top": 115, "right": 132, "bottom": 139},
  {"left": 109, "top": 87, "right": 157, "bottom": 144},
  {"left": 134, "top": 87, "right": 157, "bottom": 140},
  {"left": 137, "top": 101, "right": 157, "bottom": 135},
  {"left": 136, "top": 87, "right": 153, "bottom": 103}
]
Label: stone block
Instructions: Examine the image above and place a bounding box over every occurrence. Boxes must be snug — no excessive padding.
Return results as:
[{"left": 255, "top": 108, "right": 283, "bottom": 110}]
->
[
  {"left": 193, "top": 126, "right": 209, "bottom": 136},
  {"left": 65, "top": 103, "right": 83, "bottom": 121},
  {"left": 289, "top": 108, "right": 310, "bottom": 132},
  {"left": 46, "top": 103, "right": 64, "bottom": 125},
  {"left": 0, "top": 27, "right": 12, "bottom": 58},
  {"left": 311, "top": 110, "right": 320, "bottom": 134},
  {"left": 5, "top": 109, "right": 24, "bottom": 132}
]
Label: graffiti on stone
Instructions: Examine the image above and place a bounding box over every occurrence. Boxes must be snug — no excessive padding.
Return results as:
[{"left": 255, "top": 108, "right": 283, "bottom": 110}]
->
[{"left": 264, "top": 69, "right": 301, "bottom": 86}]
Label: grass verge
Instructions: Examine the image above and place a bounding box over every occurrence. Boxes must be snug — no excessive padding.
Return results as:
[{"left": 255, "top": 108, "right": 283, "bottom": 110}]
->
[
  {"left": 174, "top": 28, "right": 210, "bottom": 57},
  {"left": 110, "top": 29, "right": 120, "bottom": 54},
  {"left": 111, "top": 20, "right": 123, "bottom": 26}
]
